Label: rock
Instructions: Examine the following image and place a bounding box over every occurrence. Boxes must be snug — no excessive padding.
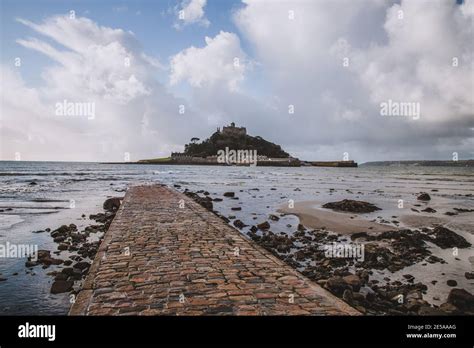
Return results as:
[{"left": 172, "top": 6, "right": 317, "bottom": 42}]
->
[
  {"left": 213, "top": 198, "right": 223, "bottom": 202},
  {"left": 29, "top": 181, "right": 37, "bottom": 186},
  {"left": 326, "top": 276, "right": 351, "bottom": 296},
  {"left": 342, "top": 289, "right": 353, "bottom": 302},
  {"left": 421, "top": 207, "right": 436, "bottom": 213},
  {"left": 74, "top": 261, "right": 91, "bottom": 271},
  {"left": 447, "top": 288, "right": 474, "bottom": 311},
  {"left": 322, "top": 199, "right": 381, "bottom": 213},
  {"left": 53, "top": 236, "right": 66, "bottom": 243},
  {"left": 257, "top": 221, "right": 270, "bottom": 230},
  {"left": 231, "top": 207, "right": 242, "bottom": 211},
  {"left": 428, "top": 226, "right": 471, "bottom": 249},
  {"left": 233, "top": 220, "right": 246, "bottom": 229},
  {"left": 343, "top": 274, "right": 362, "bottom": 292},
  {"left": 453, "top": 208, "right": 474, "bottom": 213},
  {"left": 25, "top": 261, "right": 39, "bottom": 268},
  {"left": 0, "top": 277, "right": 7, "bottom": 281},
  {"left": 406, "top": 290, "right": 422, "bottom": 301},
  {"left": 37, "top": 250, "right": 51, "bottom": 260},
  {"left": 57, "top": 243, "right": 69, "bottom": 251},
  {"left": 61, "top": 267, "right": 75, "bottom": 276},
  {"left": 269, "top": 214, "right": 280, "bottom": 221},
  {"left": 103, "top": 197, "right": 122, "bottom": 212},
  {"left": 447, "top": 279, "right": 457, "bottom": 287},
  {"left": 51, "top": 225, "right": 70, "bottom": 236},
  {"left": 223, "top": 192, "right": 235, "bottom": 197},
  {"left": 54, "top": 273, "right": 68, "bottom": 281},
  {"left": 417, "top": 192, "right": 431, "bottom": 201},
  {"left": 351, "top": 232, "right": 369, "bottom": 240},
  {"left": 465, "top": 272, "right": 474, "bottom": 280},
  {"left": 184, "top": 191, "right": 213, "bottom": 210},
  {"left": 50, "top": 280, "right": 74, "bottom": 294}
]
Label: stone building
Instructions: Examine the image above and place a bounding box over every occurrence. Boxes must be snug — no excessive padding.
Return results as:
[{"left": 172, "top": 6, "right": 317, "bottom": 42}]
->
[{"left": 220, "top": 122, "right": 246, "bottom": 137}]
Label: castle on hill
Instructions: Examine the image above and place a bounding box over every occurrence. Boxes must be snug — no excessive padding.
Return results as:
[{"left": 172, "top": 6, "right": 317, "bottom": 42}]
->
[{"left": 217, "top": 122, "right": 246, "bottom": 137}]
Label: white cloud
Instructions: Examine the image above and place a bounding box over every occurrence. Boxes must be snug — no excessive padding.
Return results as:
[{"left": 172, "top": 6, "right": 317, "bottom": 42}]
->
[
  {"left": 1, "top": 15, "right": 209, "bottom": 161},
  {"left": 233, "top": 0, "right": 474, "bottom": 161},
  {"left": 174, "top": 0, "right": 210, "bottom": 29},
  {"left": 169, "top": 31, "right": 248, "bottom": 91}
]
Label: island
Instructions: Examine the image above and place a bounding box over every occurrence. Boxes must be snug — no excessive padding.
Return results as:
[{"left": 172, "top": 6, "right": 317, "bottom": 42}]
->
[{"left": 138, "top": 122, "right": 358, "bottom": 167}]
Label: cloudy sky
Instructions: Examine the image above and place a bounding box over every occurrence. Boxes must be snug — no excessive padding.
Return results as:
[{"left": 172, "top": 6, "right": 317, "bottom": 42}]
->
[{"left": 0, "top": 0, "right": 473, "bottom": 162}]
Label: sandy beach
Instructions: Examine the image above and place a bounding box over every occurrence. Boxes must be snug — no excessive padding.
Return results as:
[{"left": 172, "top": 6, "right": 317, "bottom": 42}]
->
[{"left": 277, "top": 200, "right": 395, "bottom": 234}]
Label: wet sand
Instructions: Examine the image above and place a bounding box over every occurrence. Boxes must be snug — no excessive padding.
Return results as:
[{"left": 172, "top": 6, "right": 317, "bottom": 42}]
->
[{"left": 277, "top": 200, "right": 395, "bottom": 234}]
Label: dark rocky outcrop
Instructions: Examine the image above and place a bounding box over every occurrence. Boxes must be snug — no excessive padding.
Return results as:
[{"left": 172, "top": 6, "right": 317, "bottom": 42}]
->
[
  {"left": 427, "top": 226, "right": 471, "bottom": 249},
  {"left": 417, "top": 192, "right": 431, "bottom": 201},
  {"left": 322, "top": 199, "right": 381, "bottom": 213},
  {"left": 182, "top": 125, "right": 290, "bottom": 158},
  {"left": 447, "top": 288, "right": 474, "bottom": 312},
  {"left": 103, "top": 197, "right": 123, "bottom": 212},
  {"left": 50, "top": 280, "right": 74, "bottom": 294}
]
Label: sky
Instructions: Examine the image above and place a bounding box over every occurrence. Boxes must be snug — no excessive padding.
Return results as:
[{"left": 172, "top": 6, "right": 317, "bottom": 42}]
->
[{"left": 0, "top": 0, "right": 473, "bottom": 162}]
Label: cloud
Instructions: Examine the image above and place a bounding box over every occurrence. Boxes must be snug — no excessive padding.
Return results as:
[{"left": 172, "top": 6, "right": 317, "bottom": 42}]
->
[
  {"left": 170, "top": 31, "right": 248, "bottom": 91},
  {"left": 1, "top": 15, "right": 209, "bottom": 161},
  {"left": 233, "top": 0, "right": 474, "bottom": 161},
  {"left": 174, "top": 0, "right": 210, "bottom": 29},
  {"left": 2, "top": 1, "right": 473, "bottom": 163}
]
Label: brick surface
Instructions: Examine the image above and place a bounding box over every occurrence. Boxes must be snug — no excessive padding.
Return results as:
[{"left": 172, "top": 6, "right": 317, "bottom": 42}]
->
[{"left": 69, "top": 185, "right": 359, "bottom": 316}]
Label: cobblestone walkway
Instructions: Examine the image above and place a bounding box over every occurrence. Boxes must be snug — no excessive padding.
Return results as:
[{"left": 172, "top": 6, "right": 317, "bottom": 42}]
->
[{"left": 70, "top": 185, "right": 359, "bottom": 315}]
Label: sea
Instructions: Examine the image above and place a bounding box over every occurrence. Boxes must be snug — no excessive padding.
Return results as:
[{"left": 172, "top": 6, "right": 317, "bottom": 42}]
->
[{"left": 0, "top": 161, "right": 473, "bottom": 314}]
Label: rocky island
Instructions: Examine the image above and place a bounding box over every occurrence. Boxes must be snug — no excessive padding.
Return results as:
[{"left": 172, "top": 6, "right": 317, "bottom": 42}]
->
[{"left": 138, "top": 123, "right": 357, "bottom": 167}]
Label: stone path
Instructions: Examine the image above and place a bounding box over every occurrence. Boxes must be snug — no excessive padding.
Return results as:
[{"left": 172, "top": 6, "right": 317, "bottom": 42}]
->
[{"left": 70, "top": 185, "right": 359, "bottom": 315}]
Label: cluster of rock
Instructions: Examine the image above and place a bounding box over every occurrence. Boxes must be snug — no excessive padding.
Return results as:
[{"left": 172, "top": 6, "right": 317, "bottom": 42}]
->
[
  {"left": 24, "top": 197, "right": 121, "bottom": 295},
  {"left": 322, "top": 199, "right": 381, "bottom": 213},
  {"left": 181, "top": 188, "right": 473, "bottom": 315}
]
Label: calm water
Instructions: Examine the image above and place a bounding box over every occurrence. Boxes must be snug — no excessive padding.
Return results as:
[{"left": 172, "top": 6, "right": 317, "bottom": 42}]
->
[{"left": 0, "top": 161, "right": 473, "bottom": 314}]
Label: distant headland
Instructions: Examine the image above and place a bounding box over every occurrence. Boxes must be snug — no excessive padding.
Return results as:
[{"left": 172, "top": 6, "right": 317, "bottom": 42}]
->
[{"left": 137, "top": 122, "right": 357, "bottom": 167}]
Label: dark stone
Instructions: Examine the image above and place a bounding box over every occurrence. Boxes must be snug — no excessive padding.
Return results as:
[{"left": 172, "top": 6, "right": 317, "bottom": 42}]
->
[
  {"left": 447, "top": 288, "right": 474, "bottom": 311},
  {"left": 231, "top": 207, "right": 242, "bottom": 211},
  {"left": 417, "top": 192, "right": 431, "bottom": 201},
  {"left": 326, "top": 276, "right": 351, "bottom": 296},
  {"left": 25, "top": 261, "right": 39, "bottom": 267},
  {"left": 50, "top": 280, "right": 74, "bottom": 294},
  {"left": 74, "top": 261, "right": 91, "bottom": 271},
  {"left": 322, "top": 199, "right": 381, "bottom": 213},
  {"left": 223, "top": 192, "right": 235, "bottom": 197},
  {"left": 421, "top": 207, "right": 436, "bottom": 213},
  {"left": 57, "top": 243, "right": 69, "bottom": 251},
  {"left": 465, "top": 272, "right": 474, "bottom": 280},
  {"left": 343, "top": 274, "right": 362, "bottom": 292},
  {"left": 103, "top": 197, "right": 122, "bottom": 212},
  {"left": 269, "top": 214, "right": 280, "bottom": 221},
  {"left": 233, "top": 220, "right": 246, "bottom": 229},
  {"left": 61, "top": 267, "right": 74, "bottom": 276},
  {"left": 447, "top": 279, "right": 457, "bottom": 287},
  {"left": 257, "top": 221, "right": 270, "bottom": 230},
  {"left": 427, "top": 226, "right": 471, "bottom": 249}
]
